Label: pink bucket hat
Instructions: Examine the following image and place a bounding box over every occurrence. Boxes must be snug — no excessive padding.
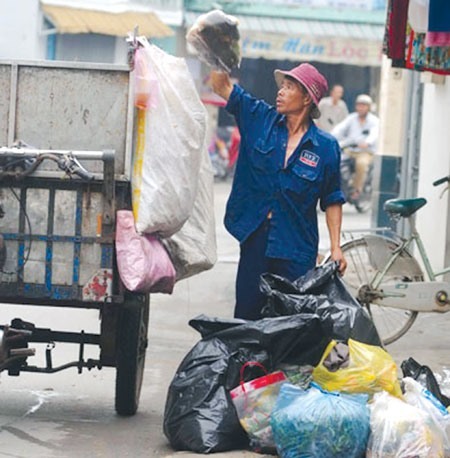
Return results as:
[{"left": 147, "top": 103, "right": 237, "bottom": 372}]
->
[{"left": 274, "top": 63, "right": 328, "bottom": 118}]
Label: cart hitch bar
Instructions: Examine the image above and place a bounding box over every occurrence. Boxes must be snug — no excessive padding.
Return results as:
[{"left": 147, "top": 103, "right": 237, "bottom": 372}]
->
[{"left": 0, "top": 318, "right": 102, "bottom": 375}]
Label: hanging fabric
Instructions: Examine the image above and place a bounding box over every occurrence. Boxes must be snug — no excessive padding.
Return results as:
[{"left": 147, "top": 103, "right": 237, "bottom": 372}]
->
[
  {"left": 384, "top": 0, "right": 410, "bottom": 68},
  {"left": 406, "top": 29, "right": 450, "bottom": 74}
]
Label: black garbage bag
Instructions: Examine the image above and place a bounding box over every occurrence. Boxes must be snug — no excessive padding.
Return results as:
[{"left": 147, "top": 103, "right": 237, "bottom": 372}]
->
[
  {"left": 186, "top": 9, "right": 241, "bottom": 73},
  {"left": 261, "top": 262, "right": 381, "bottom": 346},
  {"left": 401, "top": 357, "right": 450, "bottom": 408},
  {"left": 163, "top": 313, "right": 332, "bottom": 454}
]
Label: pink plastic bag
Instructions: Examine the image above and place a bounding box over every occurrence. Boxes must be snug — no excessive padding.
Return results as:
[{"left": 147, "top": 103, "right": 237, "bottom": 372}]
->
[{"left": 115, "top": 210, "right": 175, "bottom": 293}]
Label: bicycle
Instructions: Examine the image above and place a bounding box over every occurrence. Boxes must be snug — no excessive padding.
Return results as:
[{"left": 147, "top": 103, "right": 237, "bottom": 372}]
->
[{"left": 327, "top": 175, "right": 450, "bottom": 346}]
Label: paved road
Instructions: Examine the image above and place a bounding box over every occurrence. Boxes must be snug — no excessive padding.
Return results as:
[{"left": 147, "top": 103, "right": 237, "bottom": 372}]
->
[{"left": 0, "top": 181, "right": 449, "bottom": 457}]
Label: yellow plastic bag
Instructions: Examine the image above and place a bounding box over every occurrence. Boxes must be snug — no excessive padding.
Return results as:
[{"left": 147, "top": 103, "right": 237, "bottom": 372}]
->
[{"left": 312, "top": 339, "right": 402, "bottom": 398}]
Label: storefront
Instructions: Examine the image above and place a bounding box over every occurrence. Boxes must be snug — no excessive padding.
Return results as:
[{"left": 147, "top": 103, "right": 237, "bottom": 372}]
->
[{"left": 378, "top": 0, "right": 450, "bottom": 273}]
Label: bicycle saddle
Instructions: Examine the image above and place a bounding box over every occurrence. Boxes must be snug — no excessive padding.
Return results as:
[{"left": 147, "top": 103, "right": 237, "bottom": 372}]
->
[{"left": 383, "top": 197, "right": 427, "bottom": 217}]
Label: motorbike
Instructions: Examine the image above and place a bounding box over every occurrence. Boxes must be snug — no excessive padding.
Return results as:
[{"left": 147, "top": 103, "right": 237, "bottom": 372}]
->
[
  {"left": 208, "top": 126, "right": 240, "bottom": 181},
  {"left": 340, "top": 148, "right": 373, "bottom": 213}
]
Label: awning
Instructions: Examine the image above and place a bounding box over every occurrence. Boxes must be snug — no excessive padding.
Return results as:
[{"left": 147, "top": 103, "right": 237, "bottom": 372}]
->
[
  {"left": 185, "top": 12, "right": 384, "bottom": 41},
  {"left": 185, "top": 12, "right": 384, "bottom": 66},
  {"left": 42, "top": 4, "right": 174, "bottom": 38}
]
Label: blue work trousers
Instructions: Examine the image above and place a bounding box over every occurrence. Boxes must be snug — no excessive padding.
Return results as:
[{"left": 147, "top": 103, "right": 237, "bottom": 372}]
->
[{"left": 234, "top": 220, "right": 316, "bottom": 320}]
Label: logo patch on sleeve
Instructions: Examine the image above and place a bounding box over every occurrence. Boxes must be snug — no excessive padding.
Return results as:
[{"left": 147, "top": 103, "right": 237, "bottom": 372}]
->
[{"left": 299, "top": 150, "right": 320, "bottom": 167}]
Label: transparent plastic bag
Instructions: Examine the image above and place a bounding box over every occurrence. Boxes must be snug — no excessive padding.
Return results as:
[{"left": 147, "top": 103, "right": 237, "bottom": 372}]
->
[
  {"left": 312, "top": 339, "right": 402, "bottom": 398},
  {"left": 403, "top": 377, "right": 450, "bottom": 455},
  {"left": 367, "top": 391, "right": 445, "bottom": 457},
  {"left": 230, "top": 362, "right": 287, "bottom": 454},
  {"left": 133, "top": 46, "right": 159, "bottom": 110},
  {"left": 186, "top": 9, "right": 241, "bottom": 73},
  {"left": 270, "top": 382, "right": 370, "bottom": 458}
]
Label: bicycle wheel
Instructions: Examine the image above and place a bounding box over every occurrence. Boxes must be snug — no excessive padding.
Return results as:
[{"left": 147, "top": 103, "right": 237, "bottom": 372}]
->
[{"left": 334, "top": 236, "right": 424, "bottom": 345}]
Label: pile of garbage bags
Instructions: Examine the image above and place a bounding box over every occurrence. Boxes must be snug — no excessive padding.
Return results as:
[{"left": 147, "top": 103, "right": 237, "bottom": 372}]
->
[{"left": 163, "top": 263, "right": 450, "bottom": 457}]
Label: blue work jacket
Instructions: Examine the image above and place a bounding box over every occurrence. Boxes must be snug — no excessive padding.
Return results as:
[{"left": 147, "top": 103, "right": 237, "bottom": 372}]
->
[{"left": 225, "top": 84, "right": 345, "bottom": 263}]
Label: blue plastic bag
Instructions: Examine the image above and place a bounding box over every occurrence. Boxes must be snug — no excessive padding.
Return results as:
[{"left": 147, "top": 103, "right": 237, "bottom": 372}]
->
[{"left": 270, "top": 383, "right": 370, "bottom": 458}]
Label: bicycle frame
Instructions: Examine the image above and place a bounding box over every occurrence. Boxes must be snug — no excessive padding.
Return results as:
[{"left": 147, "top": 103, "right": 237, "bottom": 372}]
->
[
  {"left": 371, "top": 215, "right": 450, "bottom": 289},
  {"left": 366, "top": 215, "right": 450, "bottom": 312}
]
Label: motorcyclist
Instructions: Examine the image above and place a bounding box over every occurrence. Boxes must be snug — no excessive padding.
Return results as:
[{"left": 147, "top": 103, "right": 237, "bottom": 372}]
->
[{"left": 331, "top": 94, "right": 379, "bottom": 201}]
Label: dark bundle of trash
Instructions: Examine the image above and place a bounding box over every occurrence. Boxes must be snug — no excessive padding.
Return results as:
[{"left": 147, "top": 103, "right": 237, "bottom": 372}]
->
[
  {"left": 261, "top": 261, "right": 382, "bottom": 347},
  {"left": 401, "top": 357, "right": 450, "bottom": 408},
  {"left": 186, "top": 9, "right": 241, "bottom": 73},
  {"left": 163, "top": 263, "right": 382, "bottom": 454},
  {"left": 163, "top": 314, "right": 332, "bottom": 453}
]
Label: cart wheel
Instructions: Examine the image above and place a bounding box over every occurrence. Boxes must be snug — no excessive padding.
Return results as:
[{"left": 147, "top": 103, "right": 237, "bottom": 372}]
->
[{"left": 115, "top": 294, "right": 149, "bottom": 416}]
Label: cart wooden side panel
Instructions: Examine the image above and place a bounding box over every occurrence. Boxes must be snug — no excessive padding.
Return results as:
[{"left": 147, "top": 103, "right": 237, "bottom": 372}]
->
[
  {"left": 0, "top": 60, "right": 134, "bottom": 179},
  {"left": 0, "top": 60, "right": 136, "bottom": 305}
]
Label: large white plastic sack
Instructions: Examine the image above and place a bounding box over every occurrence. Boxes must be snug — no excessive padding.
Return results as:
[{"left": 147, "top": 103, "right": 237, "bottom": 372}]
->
[
  {"left": 132, "top": 38, "right": 207, "bottom": 237},
  {"left": 163, "top": 145, "right": 217, "bottom": 281}
]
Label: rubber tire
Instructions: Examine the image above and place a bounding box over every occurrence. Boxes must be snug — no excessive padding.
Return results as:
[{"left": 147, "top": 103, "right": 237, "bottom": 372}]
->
[
  {"left": 326, "top": 237, "right": 423, "bottom": 345},
  {"left": 115, "top": 294, "right": 149, "bottom": 416},
  {"left": 355, "top": 175, "right": 373, "bottom": 214},
  {"left": 355, "top": 194, "right": 371, "bottom": 214}
]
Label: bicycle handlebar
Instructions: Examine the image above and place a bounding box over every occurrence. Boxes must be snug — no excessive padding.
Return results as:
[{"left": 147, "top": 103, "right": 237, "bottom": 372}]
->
[
  {"left": 55, "top": 155, "right": 94, "bottom": 181},
  {"left": 433, "top": 175, "right": 450, "bottom": 187},
  {"left": 0, "top": 148, "right": 101, "bottom": 181}
]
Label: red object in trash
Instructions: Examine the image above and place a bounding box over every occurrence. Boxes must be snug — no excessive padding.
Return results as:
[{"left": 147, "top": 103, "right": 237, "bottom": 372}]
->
[
  {"left": 230, "top": 362, "right": 287, "bottom": 398},
  {"left": 230, "top": 361, "right": 287, "bottom": 453}
]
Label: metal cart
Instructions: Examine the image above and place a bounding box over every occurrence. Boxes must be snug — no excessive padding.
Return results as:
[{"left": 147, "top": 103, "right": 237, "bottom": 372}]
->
[{"left": 0, "top": 60, "right": 147, "bottom": 416}]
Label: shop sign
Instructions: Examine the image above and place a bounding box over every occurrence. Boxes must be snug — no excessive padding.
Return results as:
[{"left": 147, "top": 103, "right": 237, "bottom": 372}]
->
[
  {"left": 241, "top": 32, "right": 383, "bottom": 66},
  {"left": 239, "top": 0, "right": 386, "bottom": 10}
]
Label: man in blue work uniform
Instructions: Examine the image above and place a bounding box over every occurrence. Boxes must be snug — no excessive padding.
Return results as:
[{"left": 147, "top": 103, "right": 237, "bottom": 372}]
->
[{"left": 210, "top": 63, "right": 347, "bottom": 320}]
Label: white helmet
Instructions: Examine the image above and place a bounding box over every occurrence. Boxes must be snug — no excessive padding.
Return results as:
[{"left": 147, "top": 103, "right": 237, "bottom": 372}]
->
[{"left": 356, "top": 94, "right": 372, "bottom": 105}]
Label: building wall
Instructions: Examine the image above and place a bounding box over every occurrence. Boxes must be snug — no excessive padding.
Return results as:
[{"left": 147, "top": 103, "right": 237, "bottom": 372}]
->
[
  {"left": 0, "top": 1, "right": 182, "bottom": 64},
  {"left": 0, "top": 0, "right": 46, "bottom": 60},
  {"left": 416, "top": 76, "right": 450, "bottom": 274},
  {"left": 378, "top": 56, "right": 407, "bottom": 158},
  {"left": 55, "top": 34, "right": 116, "bottom": 63},
  {"left": 371, "top": 57, "right": 408, "bottom": 228}
]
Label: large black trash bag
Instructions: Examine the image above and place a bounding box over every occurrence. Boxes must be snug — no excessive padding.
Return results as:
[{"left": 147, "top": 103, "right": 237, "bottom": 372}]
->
[
  {"left": 163, "top": 313, "right": 332, "bottom": 454},
  {"left": 261, "top": 262, "right": 381, "bottom": 346}
]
